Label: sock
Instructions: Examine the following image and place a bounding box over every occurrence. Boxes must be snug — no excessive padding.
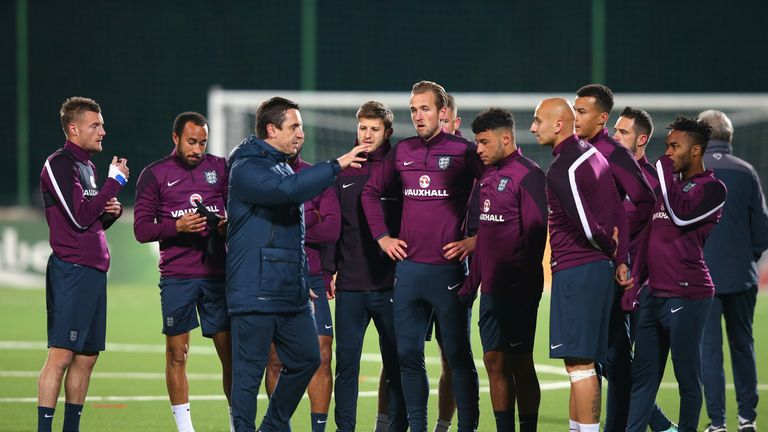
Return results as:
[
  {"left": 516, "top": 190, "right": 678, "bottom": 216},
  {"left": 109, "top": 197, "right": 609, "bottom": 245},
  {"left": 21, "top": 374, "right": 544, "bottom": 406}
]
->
[
  {"left": 569, "top": 419, "right": 579, "bottom": 431},
  {"left": 494, "top": 409, "right": 516, "bottom": 431},
  {"left": 171, "top": 402, "right": 195, "bottom": 432},
  {"left": 579, "top": 422, "right": 600, "bottom": 432},
  {"left": 62, "top": 403, "right": 83, "bottom": 432},
  {"left": 37, "top": 406, "right": 55, "bottom": 432},
  {"left": 311, "top": 413, "right": 328, "bottom": 432},
  {"left": 433, "top": 418, "right": 451, "bottom": 432},
  {"left": 519, "top": 413, "right": 538, "bottom": 432},
  {"left": 374, "top": 413, "right": 389, "bottom": 432},
  {"left": 739, "top": 415, "right": 756, "bottom": 426},
  {"left": 658, "top": 423, "right": 678, "bottom": 432},
  {"left": 228, "top": 406, "right": 235, "bottom": 432}
]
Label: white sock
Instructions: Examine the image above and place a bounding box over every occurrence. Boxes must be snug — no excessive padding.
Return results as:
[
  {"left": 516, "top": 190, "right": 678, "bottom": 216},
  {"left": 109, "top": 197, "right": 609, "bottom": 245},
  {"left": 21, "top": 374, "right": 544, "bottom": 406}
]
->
[
  {"left": 229, "top": 406, "right": 235, "bottom": 432},
  {"left": 434, "top": 418, "right": 451, "bottom": 432},
  {"left": 569, "top": 419, "right": 579, "bottom": 431},
  {"left": 579, "top": 422, "right": 599, "bottom": 432},
  {"left": 171, "top": 402, "right": 195, "bottom": 432},
  {"left": 373, "top": 413, "right": 389, "bottom": 432}
]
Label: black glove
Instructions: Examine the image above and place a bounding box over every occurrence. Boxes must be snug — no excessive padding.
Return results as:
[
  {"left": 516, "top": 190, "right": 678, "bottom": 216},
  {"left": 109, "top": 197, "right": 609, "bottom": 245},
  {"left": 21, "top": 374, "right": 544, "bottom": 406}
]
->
[
  {"left": 194, "top": 200, "right": 224, "bottom": 265},
  {"left": 194, "top": 200, "right": 221, "bottom": 227}
]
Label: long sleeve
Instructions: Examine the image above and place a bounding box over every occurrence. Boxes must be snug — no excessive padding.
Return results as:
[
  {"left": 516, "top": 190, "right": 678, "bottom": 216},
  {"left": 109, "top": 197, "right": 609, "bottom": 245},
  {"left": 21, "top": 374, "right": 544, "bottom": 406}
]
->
[
  {"left": 551, "top": 151, "right": 617, "bottom": 257},
  {"left": 613, "top": 194, "right": 630, "bottom": 266},
  {"left": 656, "top": 156, "right": 726, "bottom": 227},
  {"left": 465, "top": 142, "right": 486, "bottom": 180},
  {"left": 230, "top": 157, "right": 340, "bottom": 207},
  {"left": 133, "top": 167, "right": 177, "bottom": 243},
  {"left": 361, "top": 146, "right": 399, "bottom": 240},
  {"left": 609, "top": 147, "right": 656, "bottom": 238},
  {"left": 461, "top": 247, "right": 482, "bottom": 295},
  {"left": 464, "top": 182, "right": 481, "bottom": 236},
  {"left": 305, "top": 186, "right": 341, "bottom": 244},
  {"left": 623, "top": 223, "right": 651, "bottom": 311},
  {"left": 43, "top": 156, "right": 121, "bottom": 230},
  {"left": 749, "top": 170, "right": 768, "bottom": 260},
  {"left": 519, "top": 169, "right": 548, "bottom": 262}
]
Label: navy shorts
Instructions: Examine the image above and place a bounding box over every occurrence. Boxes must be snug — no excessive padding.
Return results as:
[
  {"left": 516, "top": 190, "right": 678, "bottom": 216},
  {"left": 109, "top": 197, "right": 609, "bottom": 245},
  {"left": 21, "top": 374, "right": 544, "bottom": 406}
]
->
[
  {"left": 549, "top": 259, "right": 615, "bottom": 364},
  {"left": 310, "top": 275, "right": 333, "bottom": 337},
  {"left": 479, "top": 293, "right": 539, "bottom": 353},
  {"left": 46, "top": 254, "right": 107, "bottom": 352},
  {"left": 159, "top": 277, "right": 229, "bottom": 337}
]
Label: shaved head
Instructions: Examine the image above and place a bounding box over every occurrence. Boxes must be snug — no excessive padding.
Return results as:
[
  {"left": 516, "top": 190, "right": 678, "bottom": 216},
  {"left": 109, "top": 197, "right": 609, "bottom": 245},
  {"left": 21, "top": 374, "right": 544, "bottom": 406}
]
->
[
  {"left": 539, "top": 98, "right": 575, "bottom": 122},
  {"left": 530, "top": 98, "right": 576, "bottom": 147}
]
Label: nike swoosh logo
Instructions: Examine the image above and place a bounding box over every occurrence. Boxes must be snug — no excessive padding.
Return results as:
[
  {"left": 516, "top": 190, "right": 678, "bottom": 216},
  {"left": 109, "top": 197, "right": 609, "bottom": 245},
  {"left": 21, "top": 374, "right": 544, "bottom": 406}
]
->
[
  {"left": 342, "top": 183, "right": 355, "bottom": 189},
  {"left": 317, "top": 420, "right": 327, "bottom": 424},
  {"left": 671, "top": 306, "right": 684, "bottom": 313},
  {"left": 509, "top": 342, "right": 522, "bottom": 347},
  {"left": 550, "top": 343, "right": 563, "bottom": 350},
  {"left": 403, "top": 161, "right": 415, "bottom": 166},
  {"left": 448, "top": 283, "right": 461, "bottom": 290},
  {"left": 44, "top": 414, "right": 54, "bottom": 418},
  {"left": 324, "top": 324, "right": 333, "bottom": 329},
  {"left": 167, "top": 179, "right": 181, "bottom": 187}
]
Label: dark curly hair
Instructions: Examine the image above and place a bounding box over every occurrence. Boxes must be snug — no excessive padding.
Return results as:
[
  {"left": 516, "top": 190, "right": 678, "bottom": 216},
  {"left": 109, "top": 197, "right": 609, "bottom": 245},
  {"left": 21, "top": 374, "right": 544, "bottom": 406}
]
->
[
  {"left": 471, "top": 107, "right": 515, "bottom": 134},
  {"left": 667, "top": 115, "right": 712, "bottom": 151},
  {"left": 576, "top": 83, "right": 614, "bottom": 113}
]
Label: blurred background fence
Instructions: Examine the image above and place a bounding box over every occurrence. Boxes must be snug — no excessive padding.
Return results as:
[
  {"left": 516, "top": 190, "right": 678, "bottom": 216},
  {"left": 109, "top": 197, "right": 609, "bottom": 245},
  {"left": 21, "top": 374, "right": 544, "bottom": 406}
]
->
[{"left": 3, "top": 0, "right": 768, "bottom": 287}]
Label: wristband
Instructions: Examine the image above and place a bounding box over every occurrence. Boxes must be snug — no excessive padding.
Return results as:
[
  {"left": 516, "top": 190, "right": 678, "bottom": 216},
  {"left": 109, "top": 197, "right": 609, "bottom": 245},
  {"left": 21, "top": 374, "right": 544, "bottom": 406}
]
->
[{"left": 108, "top": 164, "right": 127, "bottom": 185}]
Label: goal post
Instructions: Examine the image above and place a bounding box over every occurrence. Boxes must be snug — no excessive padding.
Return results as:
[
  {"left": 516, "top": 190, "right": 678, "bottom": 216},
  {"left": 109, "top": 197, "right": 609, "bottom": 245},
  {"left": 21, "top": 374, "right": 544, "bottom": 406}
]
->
[{"left": 208, "top": 88, "right": 768, "bottom": 181}]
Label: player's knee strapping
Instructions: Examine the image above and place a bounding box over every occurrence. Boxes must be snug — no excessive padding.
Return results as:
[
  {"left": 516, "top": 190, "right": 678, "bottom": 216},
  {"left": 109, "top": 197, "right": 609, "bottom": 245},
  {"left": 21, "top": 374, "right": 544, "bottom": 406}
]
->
[{"left": 568, "top": 368, "right": 596, "bottom": 383}]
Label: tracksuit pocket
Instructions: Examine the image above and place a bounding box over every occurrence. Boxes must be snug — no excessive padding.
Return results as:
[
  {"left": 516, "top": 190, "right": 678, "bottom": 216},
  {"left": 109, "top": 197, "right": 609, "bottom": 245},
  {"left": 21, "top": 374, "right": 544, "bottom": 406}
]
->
[{"left": 259, "top": 247, "right": 302, "bottom": 301}]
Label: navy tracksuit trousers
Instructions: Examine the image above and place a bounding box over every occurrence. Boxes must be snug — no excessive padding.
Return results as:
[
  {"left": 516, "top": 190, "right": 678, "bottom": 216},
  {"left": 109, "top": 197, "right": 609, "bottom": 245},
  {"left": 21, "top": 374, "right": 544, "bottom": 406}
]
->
[
  {"left": 701, "top": 286, "right": 759, "bottom": 425},
  {"left": 231, "top": 309, "right": 321, "bottom": 432},
  {"left": 393, "top": 260, "right": 479, "bottom": 432},
  {"left": 333, "top": 289, "right": 407, "bottom": 432},
  {"left": 627, "top": 295, "right": 712, "bottom": 432},
  {"left": 604, "top": 286, "right": 673, "bottom": 431}
]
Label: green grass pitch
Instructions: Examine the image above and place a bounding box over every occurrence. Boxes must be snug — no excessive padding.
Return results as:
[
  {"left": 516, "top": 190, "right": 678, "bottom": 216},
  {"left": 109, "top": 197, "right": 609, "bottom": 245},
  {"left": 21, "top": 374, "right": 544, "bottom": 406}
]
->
[{"left": 1, "top": 283, "right": 766, "bottom": 431}]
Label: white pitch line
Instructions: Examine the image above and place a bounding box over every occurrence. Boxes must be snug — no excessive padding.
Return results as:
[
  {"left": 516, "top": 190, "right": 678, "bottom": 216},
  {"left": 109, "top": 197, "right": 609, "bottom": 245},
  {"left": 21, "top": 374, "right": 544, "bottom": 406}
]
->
[
  {"left": 2, "top": 381, "right": 765, "bottom": 404},
  {"left": 0, "top": 381, "right": 768, "bottom": 403},
  {"left": 0, "top": 386, "right": 516, "bottom": 404},
  {"left": 2, "top": 370, "right": 570, "bottom": 389},
  {"left": 0, "top": 340, "right": 568, "bottom": 375},
  {"left": 0, "top": 370, "right": 223, "bottom": 380}
]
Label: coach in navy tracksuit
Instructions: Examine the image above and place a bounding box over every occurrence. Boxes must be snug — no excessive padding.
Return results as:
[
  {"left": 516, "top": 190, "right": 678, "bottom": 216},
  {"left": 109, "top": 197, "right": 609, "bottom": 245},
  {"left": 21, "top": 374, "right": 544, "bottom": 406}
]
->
[
  {"left": 625, "top": 116, "right": 727, "bottom": 432},
  {"left": 330, "top": 101, "right": 407, "bottom": 432},
  {"left": 699, "top": 110, "right": 767, "bottom": 432},
  {"left": 226, "top": 97, "right": 369, "bottom": 432}
]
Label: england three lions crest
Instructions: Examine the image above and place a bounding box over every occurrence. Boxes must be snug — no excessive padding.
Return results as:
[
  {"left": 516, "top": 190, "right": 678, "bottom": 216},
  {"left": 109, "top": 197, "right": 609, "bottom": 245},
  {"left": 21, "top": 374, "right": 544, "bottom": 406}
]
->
[
  {"left": 497, "top": 177, "right": 510, "bottom": 192},
  {"left": 204, "top": 170, "right": 218, "bottom": 184},
  {"left": 438, "top": 156, "right": 451, "bottom": 170}
]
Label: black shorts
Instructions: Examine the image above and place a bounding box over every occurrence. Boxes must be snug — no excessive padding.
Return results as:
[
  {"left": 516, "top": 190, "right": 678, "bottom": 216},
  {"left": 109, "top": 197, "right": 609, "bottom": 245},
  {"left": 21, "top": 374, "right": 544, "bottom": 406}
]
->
[
  {"left": 159, "top": 277, "right": 229, "bottom": 337},
  {"left": 46, "top": 254, "right": 107, "bottom": 352},
  {"left": 310, "top": 275, "right": 333, "bottom": 337},
  {"left": 479, "top": 293, "right": 539, "bottom": 353},
  {"left": 549, "top": 259, "right": 615, "bottom": 363}
]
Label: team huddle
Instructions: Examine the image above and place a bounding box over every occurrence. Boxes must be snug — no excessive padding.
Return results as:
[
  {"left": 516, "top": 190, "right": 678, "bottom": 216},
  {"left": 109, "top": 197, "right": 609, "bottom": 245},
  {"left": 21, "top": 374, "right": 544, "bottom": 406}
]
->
[{"left": 36, "top": 81, "right": 765, "bottom": 432}]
